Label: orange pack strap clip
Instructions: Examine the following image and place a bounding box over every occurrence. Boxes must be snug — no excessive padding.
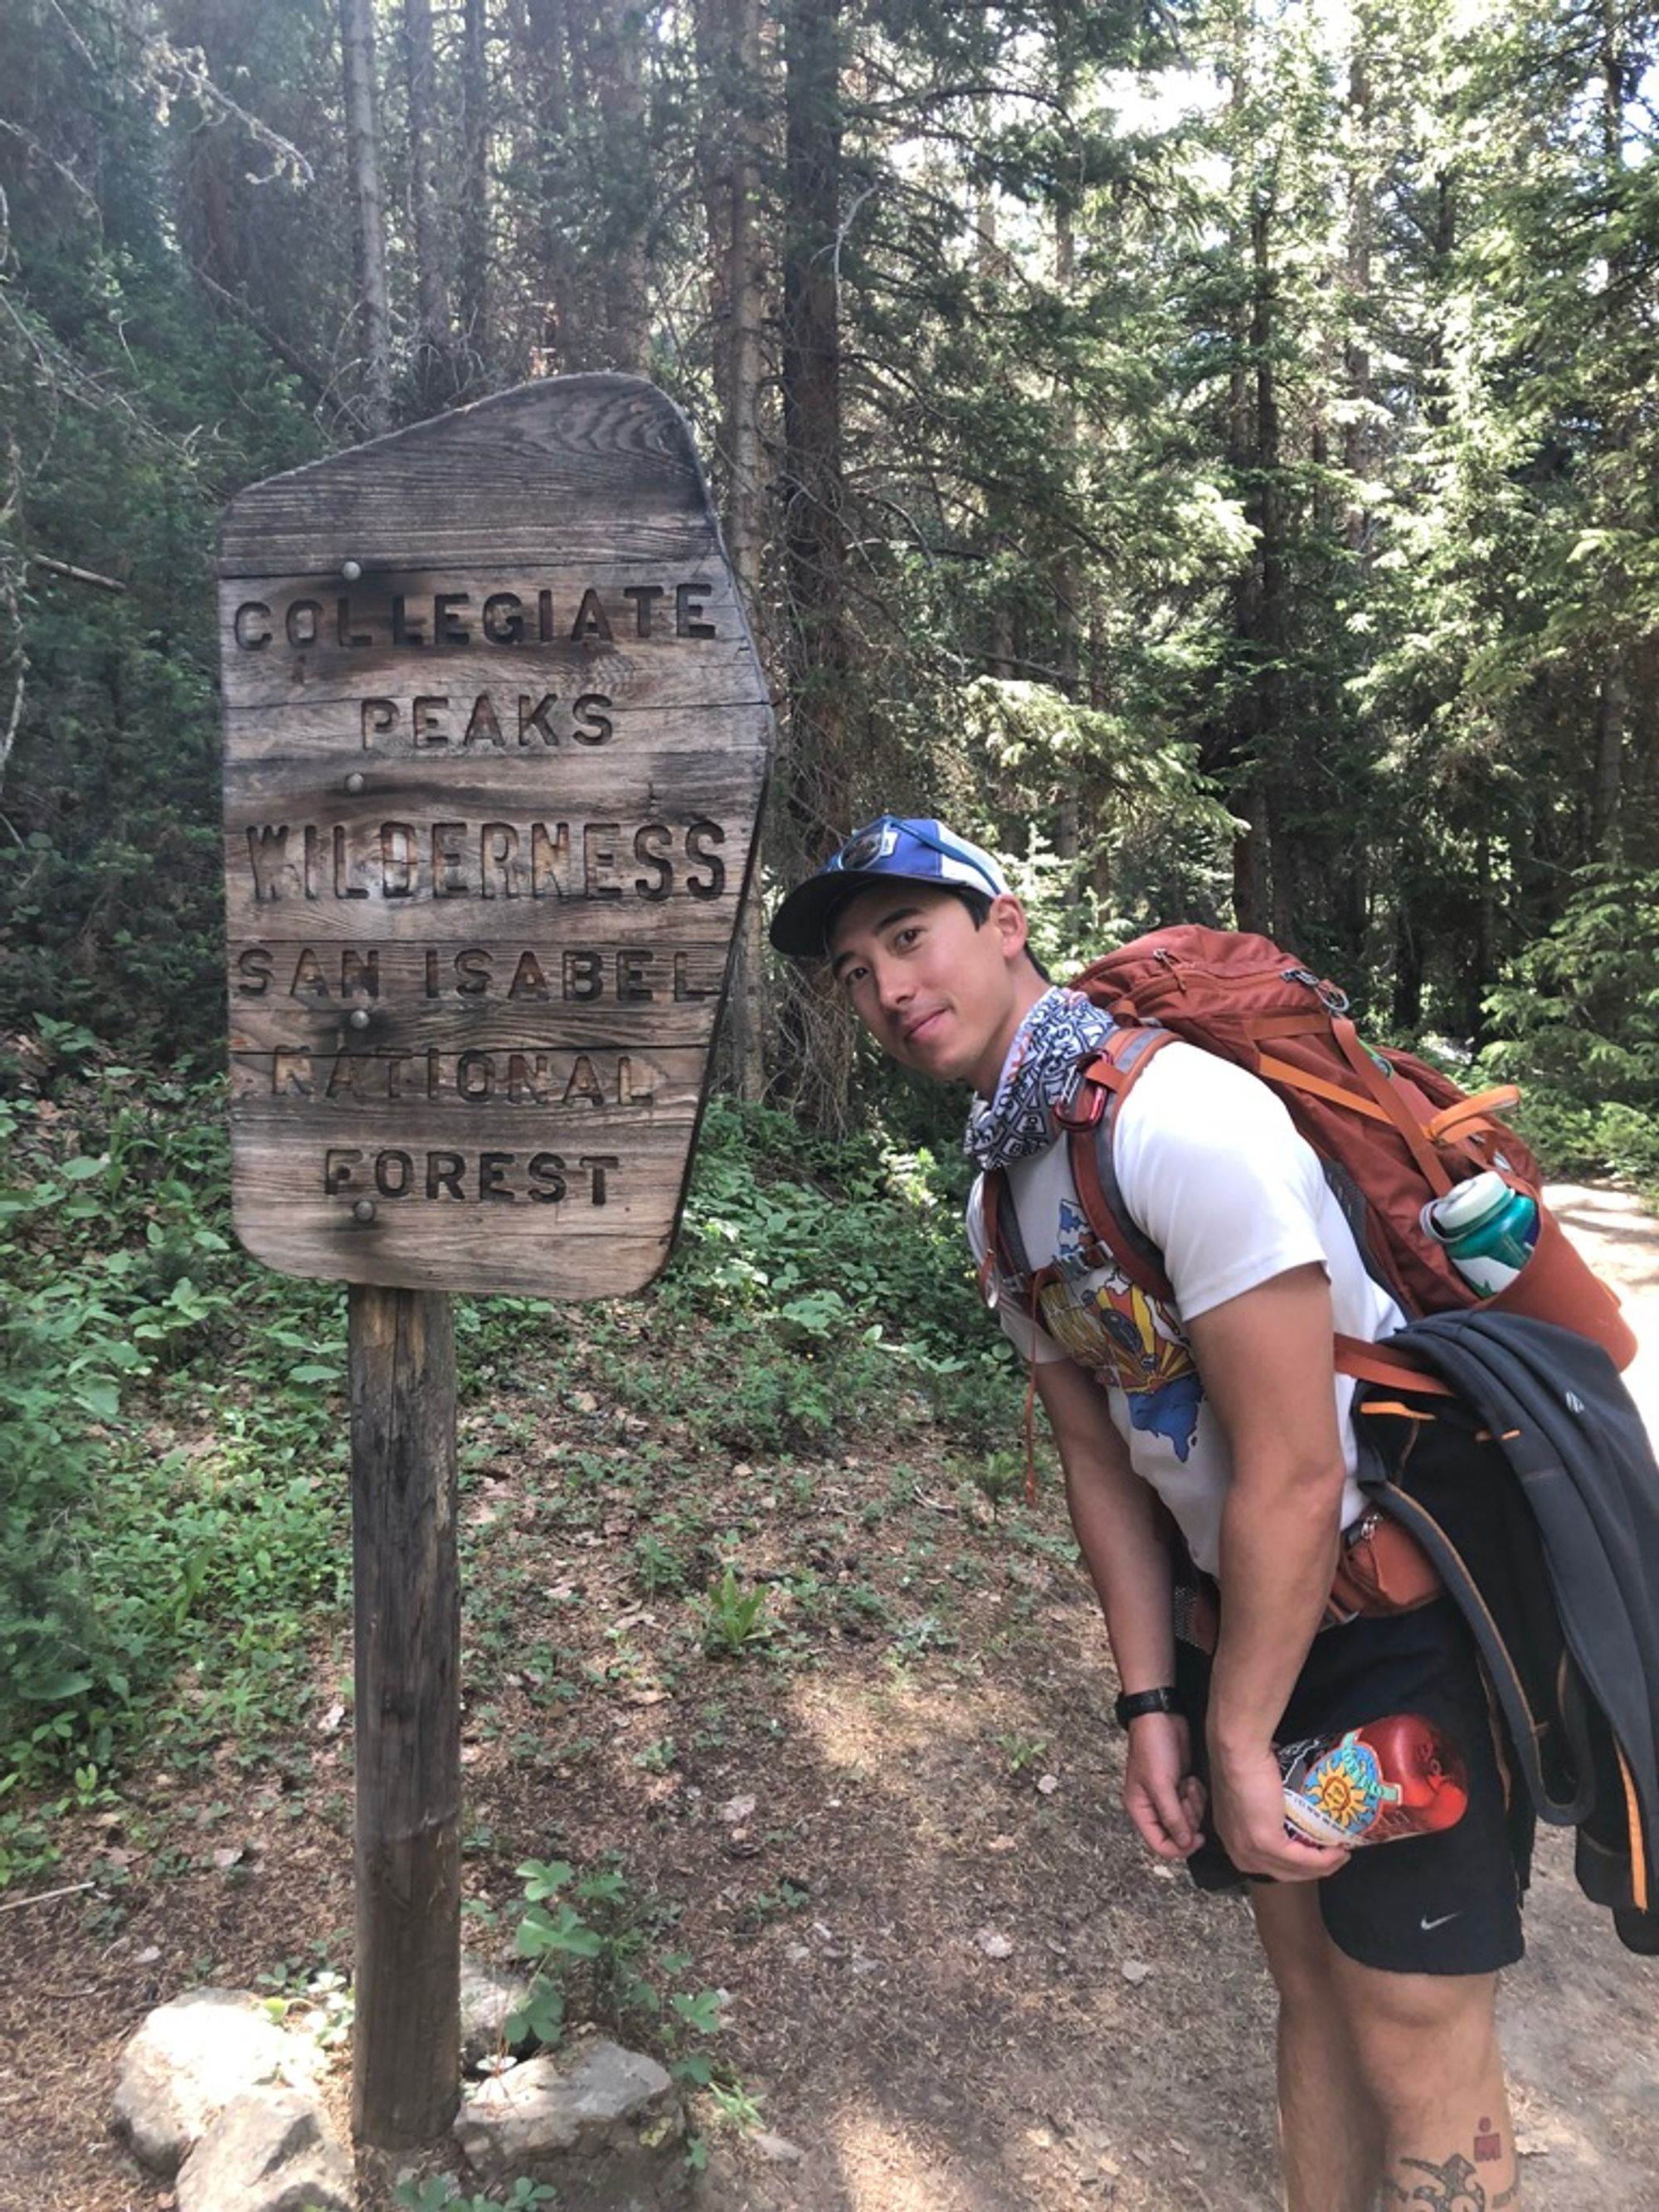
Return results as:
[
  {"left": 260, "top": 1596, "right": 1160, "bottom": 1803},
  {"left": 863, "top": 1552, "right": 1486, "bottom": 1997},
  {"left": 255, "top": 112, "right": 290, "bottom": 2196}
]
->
[{"left": 1422, "top": 1087, "right": 1522, "bottom": 1145}]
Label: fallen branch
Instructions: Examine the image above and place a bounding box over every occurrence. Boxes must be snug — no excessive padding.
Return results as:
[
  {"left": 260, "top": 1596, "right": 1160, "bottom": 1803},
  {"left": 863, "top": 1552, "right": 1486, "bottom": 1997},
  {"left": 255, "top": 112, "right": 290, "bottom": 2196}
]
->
[
  {"left": 2, "top": 430, "right": 24, "bottom": 793},
  {"left": 188, "top": 265, "right": 333, "bottom": 403},
  {"left": 0, "top": 1879, "right": 96, "bottom": 1913},
  {"left": 30, "top": 554, "right": 126, "bottom": 594}
]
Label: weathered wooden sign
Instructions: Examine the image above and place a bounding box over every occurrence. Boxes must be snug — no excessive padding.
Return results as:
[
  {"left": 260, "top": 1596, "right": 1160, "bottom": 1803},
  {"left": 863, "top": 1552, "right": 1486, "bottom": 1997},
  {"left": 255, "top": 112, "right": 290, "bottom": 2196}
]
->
[{"left": 219, "top": 376, "right": 771, "bottom": 1297}]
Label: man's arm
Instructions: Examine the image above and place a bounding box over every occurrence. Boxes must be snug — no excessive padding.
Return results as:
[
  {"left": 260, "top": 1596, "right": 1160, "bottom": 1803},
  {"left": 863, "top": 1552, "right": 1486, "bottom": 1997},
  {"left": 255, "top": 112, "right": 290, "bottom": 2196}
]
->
[
  {"left": 1037, "top": 1357, "right": 1204, "bottom": 1860},
  {"left": 1184, "top": 1260, "right": 1351, "bottom": 1882}
]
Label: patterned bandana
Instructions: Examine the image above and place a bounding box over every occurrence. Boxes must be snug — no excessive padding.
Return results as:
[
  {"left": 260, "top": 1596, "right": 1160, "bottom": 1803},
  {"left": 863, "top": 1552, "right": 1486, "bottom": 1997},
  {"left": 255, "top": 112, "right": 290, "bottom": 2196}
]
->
[{"left": 964, "top": 987, "right": 1117, "bottom": 1171}]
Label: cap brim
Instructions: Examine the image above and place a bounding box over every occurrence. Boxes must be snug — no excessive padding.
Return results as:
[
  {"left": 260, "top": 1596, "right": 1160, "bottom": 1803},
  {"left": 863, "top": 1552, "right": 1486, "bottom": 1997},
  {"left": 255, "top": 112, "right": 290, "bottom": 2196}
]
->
[{"left": 768, "top": 869, "right": 889, "bottom": 959}]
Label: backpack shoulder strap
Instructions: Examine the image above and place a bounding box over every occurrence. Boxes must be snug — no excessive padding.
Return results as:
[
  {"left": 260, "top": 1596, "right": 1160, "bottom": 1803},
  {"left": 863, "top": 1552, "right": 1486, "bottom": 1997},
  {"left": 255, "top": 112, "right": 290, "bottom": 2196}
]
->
[
  {"left": 1058, "top": 1028, "right": 1178, "bottom": 1300},
  {"left": 1061, "top": 1033, "right": 1462, "bottom": 1398},
  {"left": 978, "top": 1164, "right": 1034, "bottom": 1310}
]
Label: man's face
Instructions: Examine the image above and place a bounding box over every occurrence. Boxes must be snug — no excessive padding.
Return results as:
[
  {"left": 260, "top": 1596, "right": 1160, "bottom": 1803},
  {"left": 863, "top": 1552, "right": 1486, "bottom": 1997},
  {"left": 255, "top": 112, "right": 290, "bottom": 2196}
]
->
[{"left": 826, "top": 883, "right": 1039, "bottom": 1092}]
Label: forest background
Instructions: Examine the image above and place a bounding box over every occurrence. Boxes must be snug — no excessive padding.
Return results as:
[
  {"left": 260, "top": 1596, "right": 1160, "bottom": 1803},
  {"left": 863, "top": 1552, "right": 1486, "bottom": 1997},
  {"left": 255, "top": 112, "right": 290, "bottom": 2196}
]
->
[
  {"left": 4, "top": 0, "right": 1659, "bottom": 1141},
  {"left": 1, "top": 2, "right": 1658, "bottom": 2190}
]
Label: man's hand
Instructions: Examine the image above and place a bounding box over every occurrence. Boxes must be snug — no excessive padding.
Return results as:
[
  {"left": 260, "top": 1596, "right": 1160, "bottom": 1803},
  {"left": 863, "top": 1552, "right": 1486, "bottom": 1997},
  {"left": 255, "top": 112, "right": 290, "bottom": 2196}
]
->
[
  {"left": 1185, "top": 1262, "right": 1353, "bottom": 1883},
  {"left": 1209, "top": 1741, "right": 1349, "bottom": 1883},
  {"left": 1122, "top": 1713, "right": 1206, "bottom": 1861}
]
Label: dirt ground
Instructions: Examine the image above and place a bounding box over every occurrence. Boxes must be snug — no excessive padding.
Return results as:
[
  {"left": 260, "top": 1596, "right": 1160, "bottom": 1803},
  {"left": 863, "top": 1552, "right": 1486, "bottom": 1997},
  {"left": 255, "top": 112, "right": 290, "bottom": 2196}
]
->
[{"left": 2, "top": 1184, "right": 1657, "bottom": 2212}]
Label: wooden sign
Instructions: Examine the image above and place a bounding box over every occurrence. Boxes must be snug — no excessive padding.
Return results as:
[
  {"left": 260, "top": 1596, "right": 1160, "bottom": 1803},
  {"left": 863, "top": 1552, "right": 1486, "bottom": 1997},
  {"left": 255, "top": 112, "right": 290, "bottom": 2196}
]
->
[{"left": 219, "top": 376, "right": 771, "bottom": 1297}]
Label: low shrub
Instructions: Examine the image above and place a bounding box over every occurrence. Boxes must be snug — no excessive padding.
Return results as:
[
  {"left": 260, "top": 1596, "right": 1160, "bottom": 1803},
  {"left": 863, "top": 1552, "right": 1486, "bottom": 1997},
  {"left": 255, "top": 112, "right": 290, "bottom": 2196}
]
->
[{"left": 1481, "top": 865, "right": 1659, "bottom": 1202}]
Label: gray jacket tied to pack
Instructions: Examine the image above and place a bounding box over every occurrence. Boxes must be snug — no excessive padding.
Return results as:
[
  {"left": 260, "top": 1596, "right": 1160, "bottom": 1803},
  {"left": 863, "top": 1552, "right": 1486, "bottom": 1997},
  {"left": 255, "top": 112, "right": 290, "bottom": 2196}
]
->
[{"left": 1356, "top": 1309, "right": 1659, "bottom": 1955}]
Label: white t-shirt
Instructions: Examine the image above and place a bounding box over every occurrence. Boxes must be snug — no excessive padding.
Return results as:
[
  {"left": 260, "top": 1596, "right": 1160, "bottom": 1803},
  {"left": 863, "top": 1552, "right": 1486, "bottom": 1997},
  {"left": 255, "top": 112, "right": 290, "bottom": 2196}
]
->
[{"left": 966, "top": 1040, "right": 1405, "bottom": 1577}]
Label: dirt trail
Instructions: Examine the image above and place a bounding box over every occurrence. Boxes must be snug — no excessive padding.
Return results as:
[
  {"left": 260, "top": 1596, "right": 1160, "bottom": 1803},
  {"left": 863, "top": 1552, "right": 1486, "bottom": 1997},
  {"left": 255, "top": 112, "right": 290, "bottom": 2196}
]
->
[
  {"left": 694, "top": 1184, "right": 1659, "bottom": 2212},
  {"left": 1485, "top": 1187, "right": 1659, "bottom": 2211},
  {"left": 716, "top": 1185, "right": 1659, "bottom": 2212},
  {"left": 3, "top": 1189, "right": 1657, "bottom": 2212}
]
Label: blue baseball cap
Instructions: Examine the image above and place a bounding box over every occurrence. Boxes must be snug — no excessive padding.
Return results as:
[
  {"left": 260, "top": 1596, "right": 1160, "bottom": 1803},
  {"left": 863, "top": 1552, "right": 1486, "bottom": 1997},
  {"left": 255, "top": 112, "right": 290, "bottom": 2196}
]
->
[{"left": 770, "top": 814, "right": 1012, "bottom": 958}]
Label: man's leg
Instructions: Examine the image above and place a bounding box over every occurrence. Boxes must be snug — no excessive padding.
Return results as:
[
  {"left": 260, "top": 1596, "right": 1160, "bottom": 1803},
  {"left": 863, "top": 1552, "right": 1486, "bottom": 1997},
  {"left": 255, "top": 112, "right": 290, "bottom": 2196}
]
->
[
  {"left": 1250, "top": 1884, "right": 1384, "bottom": 2212},
  {"left": 1328, "top": 1947, "right": 1517, "bottom": 2208}
]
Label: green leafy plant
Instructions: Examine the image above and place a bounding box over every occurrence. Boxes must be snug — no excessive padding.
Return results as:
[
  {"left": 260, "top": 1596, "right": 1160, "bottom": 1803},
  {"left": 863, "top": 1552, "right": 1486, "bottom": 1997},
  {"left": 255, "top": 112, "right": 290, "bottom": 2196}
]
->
[
  {"left": 255, "top": 1962, "right": 355, "bottom": 2049},
  {"left": 495, "top": 1853, "right": 737, "bottom": 2125},
  {"left": 997, "top": 1731, "right": 1050, "bottom": 1777},
  {"left": 631, "top": 1533, "right": 692, "bottom": 1598},
  {"left": 966, "top": 1451, "right": 1025, "bottom": 1524},
  {"left": 393, "top": 2176, "right": 556, "bottom": 2212},
  {"left": 691, "top": 1567, "right": 774, "bottom": 1659},
  {"left": 0, "top": 1067, "right": 350, "bottom": 1809}
]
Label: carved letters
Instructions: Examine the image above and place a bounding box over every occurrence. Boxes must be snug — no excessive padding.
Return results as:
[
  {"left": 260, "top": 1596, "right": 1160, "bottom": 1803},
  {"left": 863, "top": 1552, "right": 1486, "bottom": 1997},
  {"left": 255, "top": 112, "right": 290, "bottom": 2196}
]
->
[
  {"left": 240, "top": 818, "right": 726, "bottom": 903},
  {"left": 231, "top": 579, "right": 720, "bottom": 653}
]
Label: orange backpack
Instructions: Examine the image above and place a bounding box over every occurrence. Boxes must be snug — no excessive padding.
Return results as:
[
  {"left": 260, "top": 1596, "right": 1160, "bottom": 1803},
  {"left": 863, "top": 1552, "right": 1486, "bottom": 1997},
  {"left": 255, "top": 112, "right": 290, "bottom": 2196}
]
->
[{"left": 979, "top": 925, "right": 1637, "bottom": 1388}]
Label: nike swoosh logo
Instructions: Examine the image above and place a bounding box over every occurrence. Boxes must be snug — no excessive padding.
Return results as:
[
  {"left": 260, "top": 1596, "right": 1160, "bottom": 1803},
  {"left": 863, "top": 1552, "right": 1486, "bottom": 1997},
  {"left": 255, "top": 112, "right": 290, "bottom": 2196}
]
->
[{"left": 1419, "top": 1912, "right": 1461, "bottom": 1932}]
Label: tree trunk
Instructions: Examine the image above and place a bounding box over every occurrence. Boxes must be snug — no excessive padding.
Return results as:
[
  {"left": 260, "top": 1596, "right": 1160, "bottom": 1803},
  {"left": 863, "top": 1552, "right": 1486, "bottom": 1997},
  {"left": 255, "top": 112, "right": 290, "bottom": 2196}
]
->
[
  {"left": 975, "top": 103, "right": 1017, "bottom": 683},
  {"left": 1593, "top": 649, "right": 1628, "bottom": 863},
  {"left": 457, "top": 0, "right": 491, "bottom": 391},
  {"left": 341, "top": 0, "right": 393, "bottom": 435},
  {"left": 524, "top": 0, "right": 579, "bottom": 368},
  {"left": 0, "top": 427, "right": 25, "bottom": 801},
  {"left": 404, "top": 0, "right": 450, "bottom": 415},
  {"left": 726, "top": 1, "right": 771, "bottom": 594},
  {"left": 1251, "top": 192, "right": 1291, "bottom": 946},
  {"left": 1342, "top": 46, "right": 1374, "bottom": 559},
  {"left": 1423, "top": 172, "right": 1456, "bottom": 433},
  {"left": 174, "top": 1, "right": 249, "bottom": 304},
  {"left": 1211, "top": 173, "right": 1278, "bottom": 940},
  {"left": 700, "top": 0, "right": 773, "bottom": 1101},
  {"left": 1391, "top": 901, "right": 1424, "bottom": 1030},
  {"left": 592, "top": 0, "right": 651, "bottom": 371},
  {"left": 1589, "top": 0, "right": 1628, "bottom": 867},
  {"left": 1052, "top": 201, "right": 1081, "bottom": 899},
  {"left": 780, "top": 0, "right": 853, "bottom": 1126}
]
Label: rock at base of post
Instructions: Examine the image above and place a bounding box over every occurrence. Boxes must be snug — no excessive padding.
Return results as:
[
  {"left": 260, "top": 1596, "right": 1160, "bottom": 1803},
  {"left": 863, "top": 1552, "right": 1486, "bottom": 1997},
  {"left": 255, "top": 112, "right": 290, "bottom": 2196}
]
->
[{"left": 455, "top": 2035, "right": 684, "bottom": 2206}]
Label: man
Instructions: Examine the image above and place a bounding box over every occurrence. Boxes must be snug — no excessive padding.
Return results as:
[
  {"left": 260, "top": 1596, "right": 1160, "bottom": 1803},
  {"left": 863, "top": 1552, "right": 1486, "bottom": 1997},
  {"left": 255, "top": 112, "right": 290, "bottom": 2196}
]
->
[{"left": 771, "top": 816, "right": 1530, "bottom": 2212}]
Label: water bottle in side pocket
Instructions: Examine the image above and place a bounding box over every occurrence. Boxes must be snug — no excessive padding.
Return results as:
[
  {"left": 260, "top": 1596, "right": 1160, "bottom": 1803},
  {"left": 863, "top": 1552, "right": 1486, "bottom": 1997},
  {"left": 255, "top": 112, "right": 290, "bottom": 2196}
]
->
[{"left": 1423, "top": 1169, "right": 1539, "bottom": 1297}]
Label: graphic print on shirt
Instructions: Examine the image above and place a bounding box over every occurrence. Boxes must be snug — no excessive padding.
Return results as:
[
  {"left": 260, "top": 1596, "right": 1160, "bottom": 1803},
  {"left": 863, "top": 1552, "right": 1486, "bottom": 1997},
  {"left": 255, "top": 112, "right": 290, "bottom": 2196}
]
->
[{"left": 1038, "top": 1198, "right": 1204, "bottom": 1461}]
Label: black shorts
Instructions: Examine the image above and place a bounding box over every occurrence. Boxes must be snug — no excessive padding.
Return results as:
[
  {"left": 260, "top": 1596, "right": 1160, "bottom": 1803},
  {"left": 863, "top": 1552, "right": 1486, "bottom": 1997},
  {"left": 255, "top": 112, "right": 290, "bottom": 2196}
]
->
[{"left": 1176, "top": 1597, "right": 1534, "bottom": 1976}]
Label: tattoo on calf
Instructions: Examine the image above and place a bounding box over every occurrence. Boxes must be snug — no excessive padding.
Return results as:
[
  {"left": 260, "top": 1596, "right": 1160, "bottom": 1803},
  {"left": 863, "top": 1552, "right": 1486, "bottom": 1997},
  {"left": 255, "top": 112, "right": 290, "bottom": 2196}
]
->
[{"left": 1379, "top": 2146, "right": 1517, "bottom": 2210}]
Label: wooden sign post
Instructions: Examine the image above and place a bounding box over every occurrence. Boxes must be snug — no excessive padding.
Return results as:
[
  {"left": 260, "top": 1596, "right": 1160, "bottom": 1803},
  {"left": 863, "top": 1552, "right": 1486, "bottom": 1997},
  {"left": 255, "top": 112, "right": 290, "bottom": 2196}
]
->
[{"left": 217, "top": 376, "right": 771, "bottom": 2146}]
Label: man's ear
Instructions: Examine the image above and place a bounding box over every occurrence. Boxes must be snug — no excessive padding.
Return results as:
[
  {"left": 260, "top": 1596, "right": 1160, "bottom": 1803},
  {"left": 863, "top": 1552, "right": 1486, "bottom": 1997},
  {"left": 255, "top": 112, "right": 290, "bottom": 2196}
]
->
[{"left": 989, "top": 893, "right": 1030, "bottom": 964}]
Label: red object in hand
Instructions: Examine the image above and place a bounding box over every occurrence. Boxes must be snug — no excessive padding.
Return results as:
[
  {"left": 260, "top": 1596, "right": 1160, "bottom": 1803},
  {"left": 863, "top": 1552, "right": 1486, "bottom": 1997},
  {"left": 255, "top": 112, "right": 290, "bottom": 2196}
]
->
[{"left": 1279, "top": 1712, "right": 1470, "bottom": 1849}]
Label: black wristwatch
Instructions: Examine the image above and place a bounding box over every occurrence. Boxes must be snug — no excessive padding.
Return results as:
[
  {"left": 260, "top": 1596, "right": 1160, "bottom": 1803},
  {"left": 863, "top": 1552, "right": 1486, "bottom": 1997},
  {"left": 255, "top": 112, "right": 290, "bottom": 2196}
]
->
[{"left": 1113, "top": 1685, "right": 1181, "bottom": 1729}]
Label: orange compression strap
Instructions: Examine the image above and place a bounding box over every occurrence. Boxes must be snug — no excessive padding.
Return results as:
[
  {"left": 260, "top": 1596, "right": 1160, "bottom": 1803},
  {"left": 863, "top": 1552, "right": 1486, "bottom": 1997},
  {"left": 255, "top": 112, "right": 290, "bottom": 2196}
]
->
[
  {"left": 1334, "top": 1333, "right": 1457, "bottom": 1398},
  {"left": 1255, "top": 1055, "right": 1402, "bottom": 1125},
  {"left": 1331, "top": 1018, "right": 1454, "bottom": 1196}
]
